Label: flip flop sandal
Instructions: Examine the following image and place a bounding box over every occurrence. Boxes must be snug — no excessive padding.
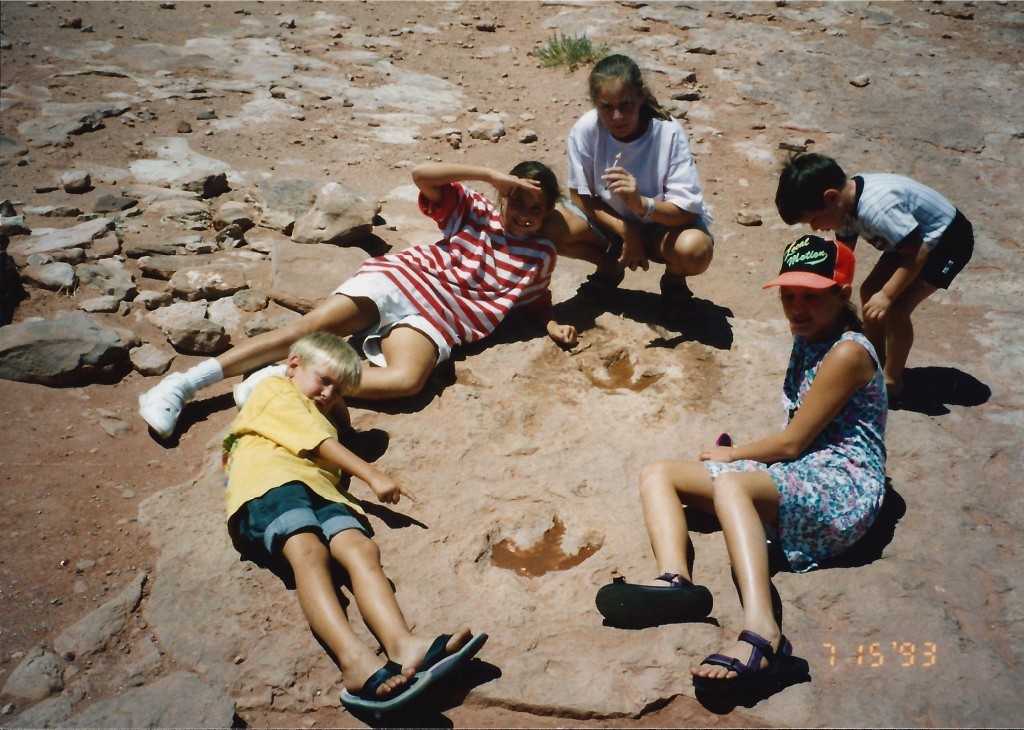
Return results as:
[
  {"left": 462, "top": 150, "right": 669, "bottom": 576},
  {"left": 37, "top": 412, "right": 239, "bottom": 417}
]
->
[
  {"left": 418, "top": 632, "right": 488, "bottom": 683},
  {"left": 340, "top": 660, "right": 432, "bottom": 712},
  {"left": 596, "top": 573, "right": 713, "bottom": 628},
  {"left": 693, "top": 630, "right": 810, "bottom": 697}
]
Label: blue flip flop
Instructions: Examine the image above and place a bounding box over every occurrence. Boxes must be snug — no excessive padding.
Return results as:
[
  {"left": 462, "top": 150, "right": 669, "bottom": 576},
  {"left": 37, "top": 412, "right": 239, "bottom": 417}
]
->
[
  {"left": 418, "top": 632, "right": 488, "bottom": 683},
  {"left": 340, "top": 660, "right": 432, "bottom": 712}
]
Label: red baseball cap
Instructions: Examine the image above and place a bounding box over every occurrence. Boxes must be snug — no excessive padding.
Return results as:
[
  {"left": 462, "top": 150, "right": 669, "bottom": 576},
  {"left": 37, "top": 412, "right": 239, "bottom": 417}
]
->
[{"left": 763, "top": 235, "right": 855, "bottom": 289}]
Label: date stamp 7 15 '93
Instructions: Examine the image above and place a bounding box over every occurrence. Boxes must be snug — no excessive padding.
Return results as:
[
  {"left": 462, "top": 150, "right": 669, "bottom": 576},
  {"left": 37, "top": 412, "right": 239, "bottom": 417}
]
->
[{"left": 823, "top": 641, "right": 938, "bottom": 669}]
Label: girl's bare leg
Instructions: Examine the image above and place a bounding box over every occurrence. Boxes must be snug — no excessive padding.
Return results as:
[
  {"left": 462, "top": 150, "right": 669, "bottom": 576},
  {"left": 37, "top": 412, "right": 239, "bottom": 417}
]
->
[
  {"left": 218, "top": 294, "right": 379, "bottom": 378},
  {"left": 355, "top": 325, "right": 440, "bottom": 400},
  {"left": 281, "top": 532, "right": 410, "bottom": 697},
  {"left": 691, "top": 470, "right": 781, "bottom": 680},
  {"left": 638, "top": 459, "right": 716, "bottom": 584},
  {"left": 659, "top": 226, "right": 714, "bottom": 279},
  {"left": 330, "top": 531, "right": 472, "bottom": 670}
]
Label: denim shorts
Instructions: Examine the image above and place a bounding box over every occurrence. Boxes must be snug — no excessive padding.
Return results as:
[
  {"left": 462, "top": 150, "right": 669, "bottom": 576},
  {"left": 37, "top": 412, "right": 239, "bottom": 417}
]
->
[
  {"left": 230, "top": 481, "right": 373, "bottom": 563},
  {"left": 335, "top": 272, "right": 451, "bottom": 366}
]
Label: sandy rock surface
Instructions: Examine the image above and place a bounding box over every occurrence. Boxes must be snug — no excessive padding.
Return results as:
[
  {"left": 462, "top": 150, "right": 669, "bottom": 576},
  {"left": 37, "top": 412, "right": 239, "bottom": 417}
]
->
[{"left": 1, "top": 1, "right": 1022, "bottom": 727}]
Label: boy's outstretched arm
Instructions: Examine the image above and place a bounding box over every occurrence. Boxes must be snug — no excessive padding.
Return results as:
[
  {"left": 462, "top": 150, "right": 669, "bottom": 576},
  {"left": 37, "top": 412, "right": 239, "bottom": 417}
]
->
[
  {"left": 412, "top": 162, "right": 542, "bottom": 205},
  {"left": 313, "top": 437, "right": 415, "bottom": 505}
]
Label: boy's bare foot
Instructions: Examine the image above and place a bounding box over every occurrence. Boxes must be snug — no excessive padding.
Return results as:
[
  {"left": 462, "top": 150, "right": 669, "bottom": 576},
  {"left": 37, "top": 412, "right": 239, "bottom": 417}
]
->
[
  {"left": 393, "top": 627, "right": 474, "bottom": 671},
  {"left": 344, "top": 654, "right": 413, "bottom": 699}
]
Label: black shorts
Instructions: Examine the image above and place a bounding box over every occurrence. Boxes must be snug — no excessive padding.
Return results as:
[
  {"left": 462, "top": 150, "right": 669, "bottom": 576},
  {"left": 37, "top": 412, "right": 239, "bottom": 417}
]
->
[{"left": 918, "top": 210, "right": 973, "bottom": 289}]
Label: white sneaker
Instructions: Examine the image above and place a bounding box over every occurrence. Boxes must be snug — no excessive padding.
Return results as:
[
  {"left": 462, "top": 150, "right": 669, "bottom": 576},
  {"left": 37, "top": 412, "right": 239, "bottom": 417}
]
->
[
  {"left": 138, "top": 372, "right": 194, "bottom": 439},
  {"left": 233, "top": 363, "right": 287, "bottom": 407}
]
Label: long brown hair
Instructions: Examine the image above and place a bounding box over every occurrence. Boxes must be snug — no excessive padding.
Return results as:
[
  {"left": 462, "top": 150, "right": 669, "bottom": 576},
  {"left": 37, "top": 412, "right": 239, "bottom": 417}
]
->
[{"left": 588, "top": 54, "right": 670, "bottom": 122}]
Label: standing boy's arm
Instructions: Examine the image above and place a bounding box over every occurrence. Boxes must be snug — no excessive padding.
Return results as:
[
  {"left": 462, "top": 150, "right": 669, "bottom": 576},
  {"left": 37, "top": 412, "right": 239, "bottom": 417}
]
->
[
  {"left": 313, "top": 437, "right": 415, "bottom": 505},
  {"left": 863, "top": 231, "right": 928, "bottom": 323}
]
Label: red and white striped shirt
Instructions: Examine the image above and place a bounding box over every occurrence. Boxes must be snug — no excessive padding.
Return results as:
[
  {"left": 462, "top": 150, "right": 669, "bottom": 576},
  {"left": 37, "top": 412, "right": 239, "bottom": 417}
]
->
[{"left": 354, "top": 183, "right": 556, "bottom": 347}]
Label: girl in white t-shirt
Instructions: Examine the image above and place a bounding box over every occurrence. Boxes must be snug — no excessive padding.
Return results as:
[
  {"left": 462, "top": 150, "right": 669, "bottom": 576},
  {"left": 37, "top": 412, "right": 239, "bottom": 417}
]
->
[{"left": 552, "top": 54, "right": 714, "bottom": 316}]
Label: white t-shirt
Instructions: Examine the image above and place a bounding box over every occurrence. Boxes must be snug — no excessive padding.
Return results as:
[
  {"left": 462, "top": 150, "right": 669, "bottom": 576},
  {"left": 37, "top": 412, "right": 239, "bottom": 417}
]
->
[{"left": 567, "top": 108, "right": 712, "bottom": 226}]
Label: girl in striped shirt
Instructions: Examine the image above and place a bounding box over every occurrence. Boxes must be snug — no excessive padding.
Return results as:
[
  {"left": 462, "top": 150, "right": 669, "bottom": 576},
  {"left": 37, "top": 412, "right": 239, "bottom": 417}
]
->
[{"left": 140, "top": 162, "right": 577, "bottom": 440}]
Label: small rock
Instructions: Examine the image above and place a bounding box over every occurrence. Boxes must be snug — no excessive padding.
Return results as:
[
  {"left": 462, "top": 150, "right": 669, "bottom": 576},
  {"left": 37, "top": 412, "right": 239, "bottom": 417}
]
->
[
  {"left": 60, "top": 170, "right": 92, "bottom": 194},
  {"left": 849, "top": 75, "right": 871, "bottom": 88},
  {"left": 736, "top": 210, "right": 763, "bottom": 227},
  {"left": 177, "top": 121, "right": 193, "bottom": 134}
]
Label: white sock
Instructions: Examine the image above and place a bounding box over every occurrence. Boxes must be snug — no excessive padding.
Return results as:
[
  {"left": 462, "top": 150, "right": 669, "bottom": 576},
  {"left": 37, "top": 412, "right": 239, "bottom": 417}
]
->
[{"left": 184, "top": 358, "right": 224, "bottom": 393}]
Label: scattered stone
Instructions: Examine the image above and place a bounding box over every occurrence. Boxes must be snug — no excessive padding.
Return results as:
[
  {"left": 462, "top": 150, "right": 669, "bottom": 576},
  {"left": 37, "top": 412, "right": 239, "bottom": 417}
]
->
[
  {"left": 270, "top": 240, "right": 369, "bottom": 313},
  {"left": 176, "top": 120, "right": 193, "bottom": 134},
  {"left": 519, "top": 129, "right": 538, "bottom": 144},
  {"left": 59, "top": 16, "right": 83, "bottom": 29},
  {"left": 0, "top": 136, "right": 29, "bottom": 166},
  {"left": 92, "top": 194, "right": 137, "bottom": 213},
  {"left": 671, "top": 90, "right": 701, "bottom": 102},
  {"left": 213, "top": 200, "right": 254, "bottom": 233},
  {"left": 0, "top": 310, "right": 138, "bottom": 385},
  {"left": 144, "top": 198, "right": 212, "bottom": 231},
  {"left": 21, "top": 262, "right": 77, "bottom": 291},
  {"left": 8, "top": 696, "right": 73, "bottom": 728},
  {"left": 0, "top": 214, "right": 31, "bottom": 236},
  {"left": 687, "top": 46, "right": 717, "bottom": 55},
  {"left": 6, "top": 217, "right": 114, "bottom": 265},
  {"left": 291, "top": 182, "right": 381, "bottom": 246},
  {"left": 135, "top": 289, "right": 174, "bottom": 310},
  {"left": 23, "top": 205, "right": 83, "bottom": 218},
  {"left": 147, "top": 301, "right": 228, "bottom": 354},
  {"left": 736, "top": 209, "right": 763, "bottom": 226},
  {"left": 34, "top": 184, "right": 59, "bottom": 194},
  {"left": 476, "top": 21, "right": 497, "bottom": 32},
  {"left": 244, "top": 303, "right": 301, "bottom": 336},
  {"left": 196, "top": 110, "right": 218, "bottom": 121},
  {"left": 1, "top": 646, "right": 64, "bottom": 702},
  {"left": 63, "top": 672, "right": 236, "bottom": 729},
  {"left": 469, "top": 114, "right": 506, "bottom": 142},
  {"left": 233, "top": 288, "right": 269, "bottom": 312},
  {"left": 169, "top": 263, "right": 247, "bottom": 301},
  {"left": 75, "top": 260, "right": 137, "bottom": 300},
  {"left": 60, "top": 170, "right": 92, "bottom": 194},
  {"left": 779, "top": 140, "right": 809, "bottom": 152},
  {"left": 208, "top": 297, "right": 244, "bottom": 331},
  {"left": 78, "top": 295, "right": 122, "bottom": 313},
  {"left": 849, "top": 75, "right": 871, "bottom": 88}
]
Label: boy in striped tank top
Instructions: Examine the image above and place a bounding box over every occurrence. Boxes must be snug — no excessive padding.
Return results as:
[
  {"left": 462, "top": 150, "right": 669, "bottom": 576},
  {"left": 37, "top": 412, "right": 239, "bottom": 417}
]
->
[
  {"left": 775, "top": 153, "right": 974, "bottom": 405},
  {"left": 140, "top": 162, "right": 577, "bottom": 440}
]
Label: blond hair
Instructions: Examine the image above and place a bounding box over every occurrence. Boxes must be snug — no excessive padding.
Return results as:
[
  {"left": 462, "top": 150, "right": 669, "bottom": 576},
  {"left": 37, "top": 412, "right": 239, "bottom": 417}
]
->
[{"left": 289, "top": 332, "right": 362, "bottom": 394}]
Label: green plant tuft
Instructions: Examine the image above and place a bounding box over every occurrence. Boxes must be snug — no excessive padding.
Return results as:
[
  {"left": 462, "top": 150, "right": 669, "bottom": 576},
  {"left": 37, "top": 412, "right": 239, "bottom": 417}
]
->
[{"left": 533, "top": 32, "right": 609, "bottom": 72}]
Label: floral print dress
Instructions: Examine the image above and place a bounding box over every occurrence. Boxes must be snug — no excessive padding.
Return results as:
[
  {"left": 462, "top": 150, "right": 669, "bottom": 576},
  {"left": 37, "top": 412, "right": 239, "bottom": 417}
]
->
[{"left": 704, "top": 331, "right": 888, "bottom": 572}]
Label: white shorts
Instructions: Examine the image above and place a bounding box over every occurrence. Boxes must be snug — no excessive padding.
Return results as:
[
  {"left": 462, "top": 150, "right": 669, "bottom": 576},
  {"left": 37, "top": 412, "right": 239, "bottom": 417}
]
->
[{"left": 334, "top": 273, "right": 451, "bottom": 367}]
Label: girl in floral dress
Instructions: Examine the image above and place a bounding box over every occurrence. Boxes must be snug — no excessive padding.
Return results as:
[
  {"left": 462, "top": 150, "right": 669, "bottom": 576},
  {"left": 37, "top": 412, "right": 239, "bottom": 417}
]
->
[{"left": 596, "top": 235, "right": 887, "bottom": 697}]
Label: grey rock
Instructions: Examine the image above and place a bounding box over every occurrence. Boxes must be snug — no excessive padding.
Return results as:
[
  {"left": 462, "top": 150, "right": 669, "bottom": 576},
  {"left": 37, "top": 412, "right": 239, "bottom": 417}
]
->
[
  {"left": 207, "top": 297, "right": 244, "bottom": 332},
  {"left": 213, "top": 200, "right": 254, "bottom": 232},
  {"left": 164, "top": 316, "right": 229, "bottom": 355},
  {"left": 1, "top": 646, "right": 64, "bottom": 702},
  {"left": 76, "top": 260, "right": 137, "bottom": 300},
  {"left": 138, "top": 254, "right": 202, "bottom": 281},
  {"left": 290, "top": 182, "right": 380, "bottom": 246},
  {"left": 22, "top": 205, "right": 83, "bottom": 218},
  {"left": 253, "top": 179, "right": 321, "bottom": 233},
  {"left": 60, "top": 672, "right": 235, "bottom": 729},
  {"left": 92, "top": 194, "right": 138, "bottom": 213},
  {"left": 244, "top": 302, "right": 301, "bottom": 336},
  {"left": 6, "top": 217, "right": 114, "bottom": 265},
  {"left": 232, "top": 288, "right": 269, "bottom": 312},
  {"left": 78, "top": 295, "right": 122, "bottom": 313},
  {"left": 60, "top": 170, "right": 92, "bottom": 194},
  {"left": 54, "top": 572, "right": 146, "bottom": 659},
  {"left": 18, "top": 101, "right": 130, "bottom": 147},
  {"left": 0, "top": 215, "right": 31, "bottom": 236},
  {"left": 21, "top": 262, "right": 77, "bottom": 291},
  {"left": 144, "top": 198, "right": 212, "bottom": 231},
  {"left": 135, "top": 289, "right": 174, "bottom": 311},
  {"left": 0, "top": 310, "right": 138, "bottom": 385},
  {"left": 169, "top": 263, "right": 247, "bottom": 301},
  {"left": 736, "top": 209, "right": 763, "bottom": 226},
  {"left": 469, "top": 114, "right": 507, "bottom": 142},
  {"left": 0, "top": 135, "right": 29, "bottom": 166},
  {"left": 9, "top": 696, "right": 73, "bottom": 728},
  {"left": 130, "top": 343, "right": 175, "bottom": 375}
]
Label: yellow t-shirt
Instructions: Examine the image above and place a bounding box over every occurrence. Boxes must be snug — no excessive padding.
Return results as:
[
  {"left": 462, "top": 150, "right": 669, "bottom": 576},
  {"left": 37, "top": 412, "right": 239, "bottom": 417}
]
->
[{"left": 222, "top": 375, "right": 364, "bottom": 519}]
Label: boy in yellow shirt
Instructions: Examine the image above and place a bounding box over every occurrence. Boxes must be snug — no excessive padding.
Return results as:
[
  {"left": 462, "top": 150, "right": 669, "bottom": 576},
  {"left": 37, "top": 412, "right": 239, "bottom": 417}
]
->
[{"left": 223, "top": 332, "right": 486, "bottom": 712}]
